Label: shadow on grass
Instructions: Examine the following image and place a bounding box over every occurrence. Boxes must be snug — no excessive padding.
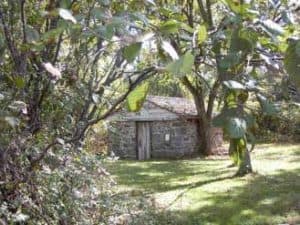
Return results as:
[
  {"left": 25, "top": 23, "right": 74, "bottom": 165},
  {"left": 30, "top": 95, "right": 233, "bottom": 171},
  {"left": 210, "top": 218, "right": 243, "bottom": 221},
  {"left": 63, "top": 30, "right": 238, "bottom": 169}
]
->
[
  {"left": 105, "top": 145, "right": 300, "bottom": 225},
  {"left": 165, "top": 174, "right": 234, "bottom": 209},
  {"left": 110, "top": 168, "right": 300, "bottom": 225},
  {"left": 170, "top": 169, "right": 300, "bottom": 225},
  {"left": 252, "top": 144, "right": 300, "bottom": 165},
  {"left": 106, "top": 159, "right": 235, "bottom": 193}
]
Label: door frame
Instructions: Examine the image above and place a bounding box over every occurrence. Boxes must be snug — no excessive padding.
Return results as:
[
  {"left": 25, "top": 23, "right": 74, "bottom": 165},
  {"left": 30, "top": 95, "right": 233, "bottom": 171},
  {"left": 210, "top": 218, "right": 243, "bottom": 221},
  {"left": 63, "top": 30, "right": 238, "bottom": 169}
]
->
[{"left": 136, "top": 121, "right": 151, "bottom": 160}]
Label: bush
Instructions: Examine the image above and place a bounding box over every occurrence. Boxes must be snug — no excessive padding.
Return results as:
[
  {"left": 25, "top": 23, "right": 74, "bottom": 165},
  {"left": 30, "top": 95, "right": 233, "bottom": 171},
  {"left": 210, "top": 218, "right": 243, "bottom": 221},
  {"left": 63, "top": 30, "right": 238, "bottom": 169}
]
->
[
  {"left": 0, "top": 149, "right": 116, "bottom": 224},
  {"left": 254, "top": 103, "right": 300, "bottom": 143}
]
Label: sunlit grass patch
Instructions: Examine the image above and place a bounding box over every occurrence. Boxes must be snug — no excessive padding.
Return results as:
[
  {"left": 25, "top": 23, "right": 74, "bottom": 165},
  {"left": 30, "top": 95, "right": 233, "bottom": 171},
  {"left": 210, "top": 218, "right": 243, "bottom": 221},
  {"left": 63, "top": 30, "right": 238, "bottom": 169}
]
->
[{"left": 105, "top": 143, "right": 300, "bottom": 225}]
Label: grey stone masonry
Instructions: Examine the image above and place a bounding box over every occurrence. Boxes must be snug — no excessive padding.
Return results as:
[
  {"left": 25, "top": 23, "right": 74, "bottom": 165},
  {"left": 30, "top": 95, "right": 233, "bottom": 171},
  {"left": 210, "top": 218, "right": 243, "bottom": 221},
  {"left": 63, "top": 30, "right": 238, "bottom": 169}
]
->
[
  {"left": 150, "top": 120, "right": 199, "bottom": 158},
  {"left": 108, "top": 121, "right": 136, "bottom": 159},
  {"left": 107, "top": 119, "right": 203, "bottom": 159}
]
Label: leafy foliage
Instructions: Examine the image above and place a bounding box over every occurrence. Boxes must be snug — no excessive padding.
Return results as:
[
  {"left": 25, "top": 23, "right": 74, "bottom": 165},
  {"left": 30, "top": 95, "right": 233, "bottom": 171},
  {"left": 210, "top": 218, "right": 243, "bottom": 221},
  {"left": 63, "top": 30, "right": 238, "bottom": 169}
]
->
[
  {"left": 0, "top": 0, "right": 156, "bottom": 223},
  {"left": 284, "top": 40, "right": 300, "bottom": 87},
  {"left": 197, "top": 25, "right": 207, "bottom": 45},
  {"left": 127, "top": 82, "right": 149, "bottom": 112},
  {"left": 0, "top": 0, "right": 300, "bottom": 222},
  {"left": 123, "top": 42, "right": 143, "bottom": 63},
  {"left": 166, "top": 51, "right": 194, "bottom": 77},
  {"left": 226, "top": 117, "right": 247, "bottom": 139}
]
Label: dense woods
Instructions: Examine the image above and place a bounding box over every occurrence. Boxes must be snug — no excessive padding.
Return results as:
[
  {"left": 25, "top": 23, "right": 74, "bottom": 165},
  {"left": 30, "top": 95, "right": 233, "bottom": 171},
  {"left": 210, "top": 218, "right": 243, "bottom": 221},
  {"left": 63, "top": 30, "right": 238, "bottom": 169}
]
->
[{"left": 0, "top": 0, "right": 299, "bottom": 224}]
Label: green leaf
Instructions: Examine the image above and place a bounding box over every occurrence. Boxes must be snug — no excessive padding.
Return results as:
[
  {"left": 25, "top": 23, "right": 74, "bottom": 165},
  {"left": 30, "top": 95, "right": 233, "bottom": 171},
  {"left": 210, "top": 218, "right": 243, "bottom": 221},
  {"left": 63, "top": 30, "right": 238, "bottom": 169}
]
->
[
  {"left": 60, "top": 0, "right": 72, "bottom": 8},
  {"left": 92, "top": 93, "right": 100, "bottom": 104},
  {"left": 229, "top": 138, "right": 239, "bottom": 165},
  {"left": 219, "top": 53, "right": 242, "bottom": 70},
  {"left": 58, "top": 8, "right": 77, "bottom": 24},
  {"left": 225, "top": 117, "right": 247, "bottom": 138},
  {"left": 225, "top": 91, "right": 238, "bottom": 108},
  {"left": 212, "top": 113, "right": 226, "bottom": 127},
  {"left": 225, "top": 0, "right": 250, "bottom": 15},
  {"left": 230, "top": 28, "right": 257, "bottom": 54},
  {"left": 0, "top": 93, "right": 4, "bottom": 101},
  {"left": 41, "top": 27, "right": 64, "bottom": 43},
  {"left": 145, "top": 0, "right": 156, "bottom": 5},
  {"left": 284, "top": 40, "right": 300, "bottom": 87},
  {"left": 229, "top": 137, "right": 247, "bottom": 166},
  {"left": 96, "top": 25, "right": 114, "bottom": 40},
  {"left": 166, "top": 51, "right": 194, "bottom": 77},
  {"left": 122, "top": 42, "right": 142, "bottom": 63},
  {"left": 260, "top": 19, "right": 284, "bottom": 36},
  {"left": 257, "top": 94, "right": 278, "bottom": 116},
  {"left": 127, "top": 82, "right": 149, "bottom": 112},
  {"left": 161, "top": 41, "right": 178, "bottom": 60},
  {"left": 131, "top": 12, "right": 149, "bottom": 25},
  {"left": 110, "top": 17, "right": 126, "bottom": 28},
  {"left": 25, "top": 26, "right": 40, "bottom": 43},
  {"left": 9, "top": 101, "right": 27, "bottom": 114},
  {"left": 91, "top": 8, "right": 108, "bottom": 20},
  {"left": 12, "top": 213, "right": 29, "bottom": 223},
  {"left": 99, "top": 0, "right": 110, "bottom": 6},
  {"left": 212, "top": 108, "right": 238, "bottom": 127},
  {"left": 42, "top": 62, "right": 62, "bottom": 80},
  {"left": 281, "top": 10, "right": 294, "bottom": 24},
  {"left": 56, "top": 138, "right": 65, "bottom": 145},
  {"left": 223, "top": 80, "right": 246, "bottom": 90},
  {"left": 14, "top": 77, "right": 25, "bottom": 89},
  {"left": 4, "top": 116, "right": 20, "bottom": 128},
  {"left": 159, "top": 20, "right": 180, "bottom": 34},
  {"left": 197, "top": 25, "right": 207, "bottom": 45}
]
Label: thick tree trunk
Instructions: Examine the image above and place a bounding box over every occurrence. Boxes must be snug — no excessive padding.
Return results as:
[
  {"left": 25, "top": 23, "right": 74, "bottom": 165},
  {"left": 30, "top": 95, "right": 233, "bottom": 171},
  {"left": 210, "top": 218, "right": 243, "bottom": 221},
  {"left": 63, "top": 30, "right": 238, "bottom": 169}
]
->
[
  {"left": 181, "top": 76, "right": 216, "bottom": 156},
  {"left": 197, "top": 116, "right": 213, "bottom": 156}
]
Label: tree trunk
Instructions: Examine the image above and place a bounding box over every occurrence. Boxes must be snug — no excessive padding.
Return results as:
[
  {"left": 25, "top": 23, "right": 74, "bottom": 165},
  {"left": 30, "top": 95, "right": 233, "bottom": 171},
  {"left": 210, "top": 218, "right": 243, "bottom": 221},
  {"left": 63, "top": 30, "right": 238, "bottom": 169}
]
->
[
  {"left": 197, "top": 116, "right": 213, "bottom": 156},
  {"left": 181, "top": 76, "right": 215, "bottom": 156}
]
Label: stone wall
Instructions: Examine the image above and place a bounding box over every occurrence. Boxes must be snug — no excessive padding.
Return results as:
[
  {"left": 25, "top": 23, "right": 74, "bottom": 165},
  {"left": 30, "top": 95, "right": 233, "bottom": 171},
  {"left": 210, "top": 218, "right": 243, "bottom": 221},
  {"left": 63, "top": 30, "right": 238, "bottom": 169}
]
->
[
  {"left": 107, "top": 121, "right": 136, "bottom": 159},
  {"left": 107, "top": 119, "right": 224, "bottom": 159},
  {"left": 151, "top": 120, "right": 199, "bottom": 158},
  {"left": 210, "top": 127, "right": 223, "bottom": 148}
]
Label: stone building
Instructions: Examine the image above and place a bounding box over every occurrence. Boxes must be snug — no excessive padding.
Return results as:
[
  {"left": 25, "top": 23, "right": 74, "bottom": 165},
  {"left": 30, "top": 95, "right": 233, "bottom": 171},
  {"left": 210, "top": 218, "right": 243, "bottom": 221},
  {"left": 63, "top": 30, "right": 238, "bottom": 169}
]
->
[{"left": 107, "top": 96, "right": 223, "bottom": 160}]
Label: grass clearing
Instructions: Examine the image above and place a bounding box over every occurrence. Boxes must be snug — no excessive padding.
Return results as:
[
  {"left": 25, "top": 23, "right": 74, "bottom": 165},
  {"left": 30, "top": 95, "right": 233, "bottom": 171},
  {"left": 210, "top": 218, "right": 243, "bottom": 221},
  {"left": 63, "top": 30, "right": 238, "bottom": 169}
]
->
[{"left": 105, "top": 144, "right": 300, "bottom": 225}]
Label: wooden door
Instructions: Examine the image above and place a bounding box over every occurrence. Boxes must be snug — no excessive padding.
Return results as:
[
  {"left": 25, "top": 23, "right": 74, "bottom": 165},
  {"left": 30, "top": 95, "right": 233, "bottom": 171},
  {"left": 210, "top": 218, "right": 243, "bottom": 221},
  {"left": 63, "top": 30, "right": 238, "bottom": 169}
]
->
[{"left": 137, "top": 122, "right": 151, "bottom": 160}]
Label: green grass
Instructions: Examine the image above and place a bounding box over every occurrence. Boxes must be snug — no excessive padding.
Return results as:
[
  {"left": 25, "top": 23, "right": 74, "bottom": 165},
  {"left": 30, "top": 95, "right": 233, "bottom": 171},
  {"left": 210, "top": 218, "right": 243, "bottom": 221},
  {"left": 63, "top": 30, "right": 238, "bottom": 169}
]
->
[{"left": 105, "top": 144, "right": 300, "bottom": 225}]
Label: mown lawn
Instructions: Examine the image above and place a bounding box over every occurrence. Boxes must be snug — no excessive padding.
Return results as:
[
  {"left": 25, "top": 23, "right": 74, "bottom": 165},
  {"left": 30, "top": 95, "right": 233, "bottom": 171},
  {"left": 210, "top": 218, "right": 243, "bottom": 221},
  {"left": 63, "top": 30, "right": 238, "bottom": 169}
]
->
[{"left": 105, "top": 144, "right": 300, "bottom": 225}]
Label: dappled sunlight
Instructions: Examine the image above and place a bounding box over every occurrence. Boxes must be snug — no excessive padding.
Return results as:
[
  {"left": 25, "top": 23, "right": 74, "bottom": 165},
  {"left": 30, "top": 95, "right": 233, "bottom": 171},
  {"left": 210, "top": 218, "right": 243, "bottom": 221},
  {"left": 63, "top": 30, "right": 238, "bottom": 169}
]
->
[
  {"left": 176, "top": 169, "right": 300, "bottom": 225},
  {"left": 106, "top": 158, "right": 237, "bottom": 193},
  {"left": 106, "top": 144, "right": 300, "bottom": 225}
]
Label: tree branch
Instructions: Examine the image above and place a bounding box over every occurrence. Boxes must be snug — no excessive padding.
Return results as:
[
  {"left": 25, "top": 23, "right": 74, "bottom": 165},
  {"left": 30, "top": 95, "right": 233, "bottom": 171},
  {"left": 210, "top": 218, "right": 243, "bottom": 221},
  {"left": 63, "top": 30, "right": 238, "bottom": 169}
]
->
[
  {"left": 197, "top": 0, "right": 209, "bottom": 24},
  {"left": 206, "top": 0, "right": 213, "bottom": 28},
  {"left": 20, "top": 0, "right": 27, "bottom": 44},
  {"left": 0, "top": 7, "right": 20, "bottom": 72},
  {"left": 207, "top": 78, "right": 220, "bottom": 119}
]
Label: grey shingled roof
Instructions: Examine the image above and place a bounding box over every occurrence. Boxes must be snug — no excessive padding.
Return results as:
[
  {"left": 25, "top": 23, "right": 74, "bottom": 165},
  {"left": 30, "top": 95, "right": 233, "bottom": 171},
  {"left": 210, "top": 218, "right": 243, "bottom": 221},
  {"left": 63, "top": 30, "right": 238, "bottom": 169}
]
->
[{"left": 146, "top": 95, "right": 197, "bottom": 116}]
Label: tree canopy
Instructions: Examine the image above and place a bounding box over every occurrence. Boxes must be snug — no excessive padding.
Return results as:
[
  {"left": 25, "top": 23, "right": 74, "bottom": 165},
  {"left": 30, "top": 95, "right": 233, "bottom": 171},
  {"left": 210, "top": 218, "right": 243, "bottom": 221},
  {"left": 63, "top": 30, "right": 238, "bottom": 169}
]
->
[{"left": 0, "top": 0, "right": 299, "bottom": 223}]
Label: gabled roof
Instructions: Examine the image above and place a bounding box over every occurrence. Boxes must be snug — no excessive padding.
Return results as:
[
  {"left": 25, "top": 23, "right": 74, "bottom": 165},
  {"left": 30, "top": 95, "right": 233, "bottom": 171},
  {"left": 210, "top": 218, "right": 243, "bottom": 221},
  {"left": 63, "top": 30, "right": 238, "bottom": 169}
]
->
[
  {"left": 146, "top": 95, "right": 197, "bottom": 116},
  {"left": 108, "top": 95, "right": 198, "bottom": 122}
]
